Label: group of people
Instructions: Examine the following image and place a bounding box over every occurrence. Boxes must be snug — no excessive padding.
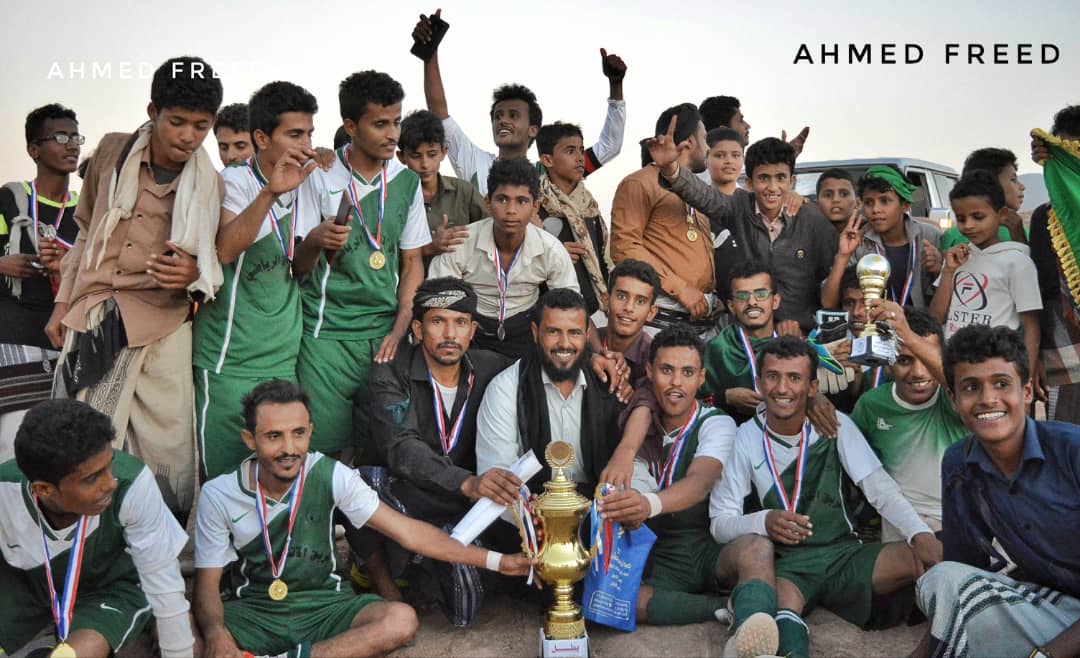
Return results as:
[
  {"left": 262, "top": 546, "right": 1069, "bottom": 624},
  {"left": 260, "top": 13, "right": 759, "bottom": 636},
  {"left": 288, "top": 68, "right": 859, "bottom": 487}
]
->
[{"left": 1, "top": 9, "right": 1078, "bottom": 658}]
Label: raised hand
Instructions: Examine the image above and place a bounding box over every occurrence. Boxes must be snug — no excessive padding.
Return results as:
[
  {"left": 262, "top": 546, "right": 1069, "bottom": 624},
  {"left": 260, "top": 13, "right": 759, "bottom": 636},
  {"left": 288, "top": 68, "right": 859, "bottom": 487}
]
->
[
  {"left": 412, "top": 8, "right": 441, "bottom": 45},
  {"left": 942, "top": 244, "right": 970, "bottom": 273},
  {"left": 268, "top": 147, "right": 318, "bottom": 195},
  {"left": 430, "top": 214, "right": 469, "bottom": 255},
  {"left": 600, "top": 47, "right": 626, "bottom": 83},
  {"left": 643, "top": 115, "right": 684, "bottom": 174},
  {"left": 837, "top": 211, "right": 864, "bottom": 258},
  {"left": 782, "top": 126, "right": 811, "bottom": 158}
]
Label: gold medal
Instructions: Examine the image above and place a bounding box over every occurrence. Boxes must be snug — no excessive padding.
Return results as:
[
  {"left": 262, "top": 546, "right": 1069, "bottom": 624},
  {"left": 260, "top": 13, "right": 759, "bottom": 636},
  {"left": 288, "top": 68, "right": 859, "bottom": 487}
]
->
[
  {"left": 369, "top": 251, "right": 386, "bottom": 270},
  {"left": 268, "top": 578, "right": 288, "bottom": 601},
  {"left": 686, "top": 228, "right": 698, "bottom": 242},
  {"left": 51, "top": 642, "right": 77, "bottom": 658}
]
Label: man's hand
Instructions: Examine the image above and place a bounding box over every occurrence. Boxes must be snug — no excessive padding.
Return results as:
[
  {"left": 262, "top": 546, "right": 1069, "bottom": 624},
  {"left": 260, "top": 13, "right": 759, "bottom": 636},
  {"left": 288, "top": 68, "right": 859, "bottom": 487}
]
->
[
  {"left": 147, "top": 242, "right": 198, "bottom": 289},
  {"left": 427, "top": 214, "right": 469, "bottom": 256},
  {"left": 807, "top": 393, "right": 839, "bottom": 438},
  {"left": 775, "top": 319, "right": 803, "bottom": 337},
  {"left": 461, "top": 468, "right": 523, "bottom": 506},
  {"left": 1031, "top": 135, "right": 1050, "bottom": 165},
  {"left": 910, "top": 532, "right": 943, "bottom": 576},
  {"left": 590, "top": 350, "right": 630, "bottom": 396},
  {"left": 921, "top": 239, "right": 943, "bottom": 276},
  {"left": 313, "top": 146, "right": 336, "bottom": 171},
  {"left": 766, "top": 509, "right": 813, "bottom": 545},
  {"left": 412, "top": 8, "right": 442, "bottom": 49},
  {"left": 868, "top": 299, "right": 909, "bottom": 338},
  {"left": 0, "top": 254, "right": 40, "bottom": 279},
  {"left": 562, "top": 240, "right": 588, "bottom": 264},
  {"left": 596, "top": 489, "right": 649, "bottom": 528},
  {"left": 782, "top": 191, "right": 806, "bottom": 217},
  {"left": 676, "top": 284, "right": 709, "bottom": 321},
  {"left": 306, "top": 218, "right": 351, "bottom": 251},
  {"left": 267, "top": 147, "right": 318, "bottom": 194},
  {"left": 1032, "top": 358, "right": 1049, "bottom": 403},
  {"left": 725, "top": 387, "right": 763, "bottom": 415},
  {"left": 837, "top": 212, "right": 864, "bottom": 259},
  {"left": 374, "top": 328, "right": 405, "bottom": 364},
  {"left": 37, "top": 238, "right": 64, "bottom": 273},
  {"left": 643, "top": 115, "right": 684, "bottom": 177},
  {"left": 498, "top": 552, "right": 535, "bottom": 577},
  {"left": 202, "top": 626, "right": 244, "bottom": 658},
  {"left": 599, "top": 449, "right": 637, "bottom": 492},
  {"left": 942, "top": 244, "right": 970, "bottom": 273},
  {"left": 44, "top": 301, "right": 68, "bottom": 349},
  {"left": 600, "top": 48, "right": 626, "bottom": 84},
  {"left": 782, "top": 127, "right": 811, "bottom": 158}
]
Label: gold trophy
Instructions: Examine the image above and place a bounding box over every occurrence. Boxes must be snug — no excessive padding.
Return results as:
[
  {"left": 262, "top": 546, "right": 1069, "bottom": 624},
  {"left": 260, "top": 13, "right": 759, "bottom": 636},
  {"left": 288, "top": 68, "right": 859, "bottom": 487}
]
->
[
  {"left": 850, "top": 253, "right": 897, "bottom": 367},
  {"left": 533, "top": 441, "right": 596, "bottom": 658}
]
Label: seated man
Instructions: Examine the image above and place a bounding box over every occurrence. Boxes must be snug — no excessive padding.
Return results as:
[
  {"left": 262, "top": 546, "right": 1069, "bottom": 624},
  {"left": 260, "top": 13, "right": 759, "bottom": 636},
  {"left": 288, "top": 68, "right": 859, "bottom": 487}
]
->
[
  {"left": 476, "top": 288, "right": 653, "bottom": 500},
  {"left": 851, "top": 304, "right": 967, "bottom": 541},
  {"left": 597, "top": 259, "right": 660, "bottom": 384},
  {"left": 193, "top": 380, "right": 529, "bottom": 658},
  {"left": 414, "top": 9, "right": 626, "bottom": 194},
  {"left": 596, "top": 325, "right": 779, "bottom": 657},
  {"left": 429, "top": 158, "right": 578, "bottom": 358},
  {"left": 914, "top": 325, "right": 1080, "bottom": 658},
  {"left": 710, "top": 336, "right": 941, "bottom": 658},
  {"left": 1, "top": 400, "right": 193, "bottom": 657}
]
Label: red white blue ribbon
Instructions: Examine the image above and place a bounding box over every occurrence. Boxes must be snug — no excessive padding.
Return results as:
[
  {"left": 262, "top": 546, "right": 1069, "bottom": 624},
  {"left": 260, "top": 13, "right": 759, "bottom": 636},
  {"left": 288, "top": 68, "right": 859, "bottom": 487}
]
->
[
  {"left": 246, "top": 158, "right": 298, "bottom": 261},
  {"left": 28, "top": 180, "right": 72, "bottom": 249},
  {"left": 34, "top": 497, "right": 88, "bottom": 644},
  {"left": 761, "top": 420, "right": 810, "bottom": 513},
  {"left": 871, "top": 366, "right": 885, "bottom": 388},
  {"left": 657, "top": 401, "right": 700, "bottom": 489},
  {"left": 253, "top": 461, "right": 307, "bottom": 580},
  {"left": 342, "top": 146, "right": 387, "bottom": 255},
  {"left": 515, "top": 486, "right": 538, "bottom": 585},
  {"left": 737, "top": 328, "right": 777, "bottom": 393},
  {"left": 590, "top": 483, "right": 616, "bottom": 574},
  {"left": 429, "top": 372, "right": 474, "bottom": 456}
]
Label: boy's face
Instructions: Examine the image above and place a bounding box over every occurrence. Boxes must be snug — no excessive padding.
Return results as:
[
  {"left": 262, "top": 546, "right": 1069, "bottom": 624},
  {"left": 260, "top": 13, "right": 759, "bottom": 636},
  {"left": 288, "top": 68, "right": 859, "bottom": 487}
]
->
[
  {"left": 412, "top": 307, "right": 476, "bottom": 366},
  {"left": 997, "top": 164, "right": 1025, "bottom": 211},
  {"left": 491, "top": 99, "right": 537, "bottom": 151},
  {"left": 607, "top": 275, "right": 657, "bottom": 340},
  {"left": 540, "top": 135, "right": 585, "bottom": 187},
  {"left": 647, "top": 346, "right": 705, "bottom": 420},
  {"left": 32, "top": 446, "right": 118, "bottom": 518},
  {"left": 397, "top": 141, "right": 446, "bottom": 183},
  {"left": 345, "top": 102, "right": 402, "bottom": 163},
  {"left": 840, "top": 286, "right": 867, "bottom": 334},
  {"left": 255, "top": 112, "right": 314, "bottom": 165},
  {"left": 950, "top": 357, "right": 1031, "bottom": 452},
  {"left": 241, "top": 401, "right": 312, "bottom": 487},
  {"left": 707, "top": 139, "right": 744, "bottom": 187},
  {"left": 27, "top": 117, "right": 81, "bottom": 175},
  {"left": 953, "top": 196, "right": 1005, "bottom": 249},
  {"left": 861, "top": 188, "right": 908, "bottom": 236},
  {"left": 487, "top": 184, "right": 539, "bottom": 238},
  {"left": 147, "top": 104, "right": 215, "bottom": 168},
  {"left": 216, "top": 126, "right": 253, "bottom": 166},
  {"left": 760, "top": 354, "right": 817, "bottom": 425},
  {"left": 727, "top": 273, "right": 778, "bottom": 331},
  {"left": 817, "top": 178, "right": 858, "bottom": 226},
  {"left": 750, "top": 163, "right": 793, "bottom": 215},
  {"left": 890, "top": 334, "right": 940, "bottom": 406}
]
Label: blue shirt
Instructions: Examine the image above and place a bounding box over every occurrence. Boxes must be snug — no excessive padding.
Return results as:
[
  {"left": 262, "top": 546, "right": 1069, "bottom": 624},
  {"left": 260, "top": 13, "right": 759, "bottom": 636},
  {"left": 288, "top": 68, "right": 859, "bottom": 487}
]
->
[{"left": 941, "top": 418, "right": 1080, "bottom": 597}]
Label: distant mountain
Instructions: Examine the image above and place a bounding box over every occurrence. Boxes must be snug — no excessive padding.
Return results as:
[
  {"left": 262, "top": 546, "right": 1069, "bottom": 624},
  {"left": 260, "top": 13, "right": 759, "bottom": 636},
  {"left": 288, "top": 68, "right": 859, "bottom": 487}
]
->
[{"left": 1020, "top": 173, "right": 1049, "bottom": 212}]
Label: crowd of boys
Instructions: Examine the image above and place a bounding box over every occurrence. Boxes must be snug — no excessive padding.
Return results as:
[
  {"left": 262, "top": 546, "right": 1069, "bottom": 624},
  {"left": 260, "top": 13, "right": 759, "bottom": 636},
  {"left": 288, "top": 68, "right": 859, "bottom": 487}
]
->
[{"left": 0, "top": 9, "right": 1078, "bottom": 658}]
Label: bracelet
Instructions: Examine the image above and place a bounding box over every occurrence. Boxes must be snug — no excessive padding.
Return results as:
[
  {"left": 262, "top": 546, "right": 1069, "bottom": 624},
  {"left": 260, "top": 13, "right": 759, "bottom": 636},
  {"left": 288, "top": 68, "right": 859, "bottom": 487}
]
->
[
  {"left": 485, "top": 550, "right": 504, "bottom": 572},
  {"left": 643, "top": 492, "right": 663, "bottom": 518},
  {"left": 663, "top": 163, "right": 681, "bottom": 182}
]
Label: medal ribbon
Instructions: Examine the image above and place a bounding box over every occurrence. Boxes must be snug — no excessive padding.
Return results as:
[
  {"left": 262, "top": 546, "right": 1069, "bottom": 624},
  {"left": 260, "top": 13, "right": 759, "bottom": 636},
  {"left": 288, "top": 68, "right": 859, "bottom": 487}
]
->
[
  {"left": 493, "top": 242, "right": 524, "bottom": 329},
  {"left": 871, "top": 366, "right": 885, "bottom": 388},
  {"left": 737, "top": 329, "right": 777, "bottom": 393},
  {"left": 342, "top": 146, "right": 387, "bottom": 254},
  {"left": 253, "top": 461, "right": 307, "bottom": 580},
  {"left": 657, "top": 401, "right": 700, "bottom": 489},
  {"left": 514, "top": 486, "right": 538, "bottom": 585},
  {"left": 429, "top": 372, "right": 475, "bottom": 455},
  {"left": 590, "top": 483, "right": 616, "bottom": 574},
  {"left": 247, "top": 158, "right": 298, "bottom": 261},
  {"left": 33, "top": 497, "right": 88, "bottom": 643},
  {"left": 29, "top": 180, "right": 71, "bottom": 250},
  {"left": 761, "top": 420, "right": 810, "bottom": 513}
]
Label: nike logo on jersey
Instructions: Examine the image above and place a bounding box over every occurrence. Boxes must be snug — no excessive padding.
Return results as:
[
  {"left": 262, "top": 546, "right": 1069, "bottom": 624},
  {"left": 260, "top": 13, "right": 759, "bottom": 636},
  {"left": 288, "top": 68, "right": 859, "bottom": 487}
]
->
[
  {"left": 753, "top": 459, "right": 766, "bottom": 470},
  {"left": 877, "top": 418, "right": 893, "bottom": 431},
  {"left": 231, "top": 511, "right": 249, "bottom": 524},
  {"left": 6, "top": 543, "right": 19, "bottom": 549},
  {"left": 99, "top": 603, "right": 121, "bottom": 613}
]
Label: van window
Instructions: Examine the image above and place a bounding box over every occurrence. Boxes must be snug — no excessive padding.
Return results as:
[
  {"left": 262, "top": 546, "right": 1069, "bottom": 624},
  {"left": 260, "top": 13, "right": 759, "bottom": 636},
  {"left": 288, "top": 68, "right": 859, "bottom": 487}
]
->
[
  {"left": 933, "top": 173, "right": 956, "bottom": 206},
  {"left": 907, "top": 171, "right": 929, "bottom": 217}
]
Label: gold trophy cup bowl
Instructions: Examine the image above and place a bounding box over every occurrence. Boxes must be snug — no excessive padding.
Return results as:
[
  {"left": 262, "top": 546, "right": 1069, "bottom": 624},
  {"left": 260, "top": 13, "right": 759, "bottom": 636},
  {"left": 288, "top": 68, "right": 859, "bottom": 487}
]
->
[
  {"left": 533, "top": 441, "right": 596, "bottom": 644},
  {"left": 850, "top": 253, "right": 896, "bottom": 366}
]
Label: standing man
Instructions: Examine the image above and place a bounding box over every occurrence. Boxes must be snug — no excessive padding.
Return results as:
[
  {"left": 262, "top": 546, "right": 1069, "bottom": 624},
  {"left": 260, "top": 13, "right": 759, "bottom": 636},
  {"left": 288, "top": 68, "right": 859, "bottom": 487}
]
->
[
  {"left": 46, "top": 56, "right": 224, "bottom": 518},
  {"left": 214, "top": 103, "right": 253, "bottom": 168}
]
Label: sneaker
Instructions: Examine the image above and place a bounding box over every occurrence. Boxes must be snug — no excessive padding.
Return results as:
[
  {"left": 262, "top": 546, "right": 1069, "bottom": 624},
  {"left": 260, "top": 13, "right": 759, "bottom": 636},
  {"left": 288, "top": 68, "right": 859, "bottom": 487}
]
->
[{"left": 721, "top": 612, "right": 779, "bottom": 658}]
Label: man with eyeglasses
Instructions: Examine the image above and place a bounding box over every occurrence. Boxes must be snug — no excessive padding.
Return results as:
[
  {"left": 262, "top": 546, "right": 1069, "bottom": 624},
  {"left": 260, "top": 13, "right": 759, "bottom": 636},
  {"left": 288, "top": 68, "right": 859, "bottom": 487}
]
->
[{"left": 429, "top": 158, "right": 578, "bottom": 359}]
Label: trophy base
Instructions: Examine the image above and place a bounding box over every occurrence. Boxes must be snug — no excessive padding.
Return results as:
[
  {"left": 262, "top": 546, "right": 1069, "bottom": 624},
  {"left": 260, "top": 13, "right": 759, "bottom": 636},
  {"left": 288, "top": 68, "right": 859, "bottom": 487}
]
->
[
  {"left": 851, "top": 334, "right": 896, "bottom": 367},
  {"left": 540, "top": 626, "right": 589, "bottom": 658}
]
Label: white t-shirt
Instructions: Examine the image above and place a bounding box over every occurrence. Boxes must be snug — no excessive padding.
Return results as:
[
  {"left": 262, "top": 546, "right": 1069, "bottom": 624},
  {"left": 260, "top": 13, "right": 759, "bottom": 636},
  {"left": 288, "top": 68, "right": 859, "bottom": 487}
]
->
[{"left": 936, "top": 241, "right": 1042, "bottom": 338}]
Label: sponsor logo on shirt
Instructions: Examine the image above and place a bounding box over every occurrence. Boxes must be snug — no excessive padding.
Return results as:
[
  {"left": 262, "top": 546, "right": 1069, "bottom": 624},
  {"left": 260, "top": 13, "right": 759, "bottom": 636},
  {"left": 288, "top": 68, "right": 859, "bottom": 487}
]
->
[{"left": 877, "top": 417, "right": 893, "bottom": 431}]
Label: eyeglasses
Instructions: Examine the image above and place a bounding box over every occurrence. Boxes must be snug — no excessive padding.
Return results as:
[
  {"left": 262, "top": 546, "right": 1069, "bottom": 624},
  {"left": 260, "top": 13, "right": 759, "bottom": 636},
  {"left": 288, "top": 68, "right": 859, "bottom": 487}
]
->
[
  {"left": 35, "top": 133, "right": 85, "bottom": 146},
  {"left": 732, "top": 288, "right": 772, "bottom": 302}
]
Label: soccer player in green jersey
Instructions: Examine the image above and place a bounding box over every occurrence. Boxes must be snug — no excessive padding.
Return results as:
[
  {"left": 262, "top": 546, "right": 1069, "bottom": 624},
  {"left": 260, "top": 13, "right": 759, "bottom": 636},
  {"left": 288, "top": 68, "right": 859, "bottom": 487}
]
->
[
  {"left": 711, "top": 337, "right": 942, "bottom": 658},
  {"left": 194, "top": 380, "right": 530, "bottom": 658},
  {"left": 295, "top": 71, "right": 431, "bottom": 458},
  {"left": 852, "top": 303, "right": 967, "bottom": 541},
  {"left": 1, "top": 400, "right": 193, "bottom": 657},
  {"left": 193, "top": 81, "right": 322, "bottom": 480}
]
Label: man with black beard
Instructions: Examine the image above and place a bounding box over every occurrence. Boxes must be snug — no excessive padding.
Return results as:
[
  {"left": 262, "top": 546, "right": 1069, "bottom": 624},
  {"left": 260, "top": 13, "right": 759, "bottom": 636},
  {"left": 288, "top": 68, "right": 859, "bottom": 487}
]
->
[{"left": 475, "top": 288, "right": 657, "bottom": 502}]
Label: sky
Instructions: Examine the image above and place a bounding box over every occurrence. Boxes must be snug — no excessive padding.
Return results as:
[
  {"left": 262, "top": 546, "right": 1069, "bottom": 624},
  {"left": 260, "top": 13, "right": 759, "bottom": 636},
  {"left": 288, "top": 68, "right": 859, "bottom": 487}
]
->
[{"left": 2, "top": 0, "right": 1077, "bottom": 217}]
